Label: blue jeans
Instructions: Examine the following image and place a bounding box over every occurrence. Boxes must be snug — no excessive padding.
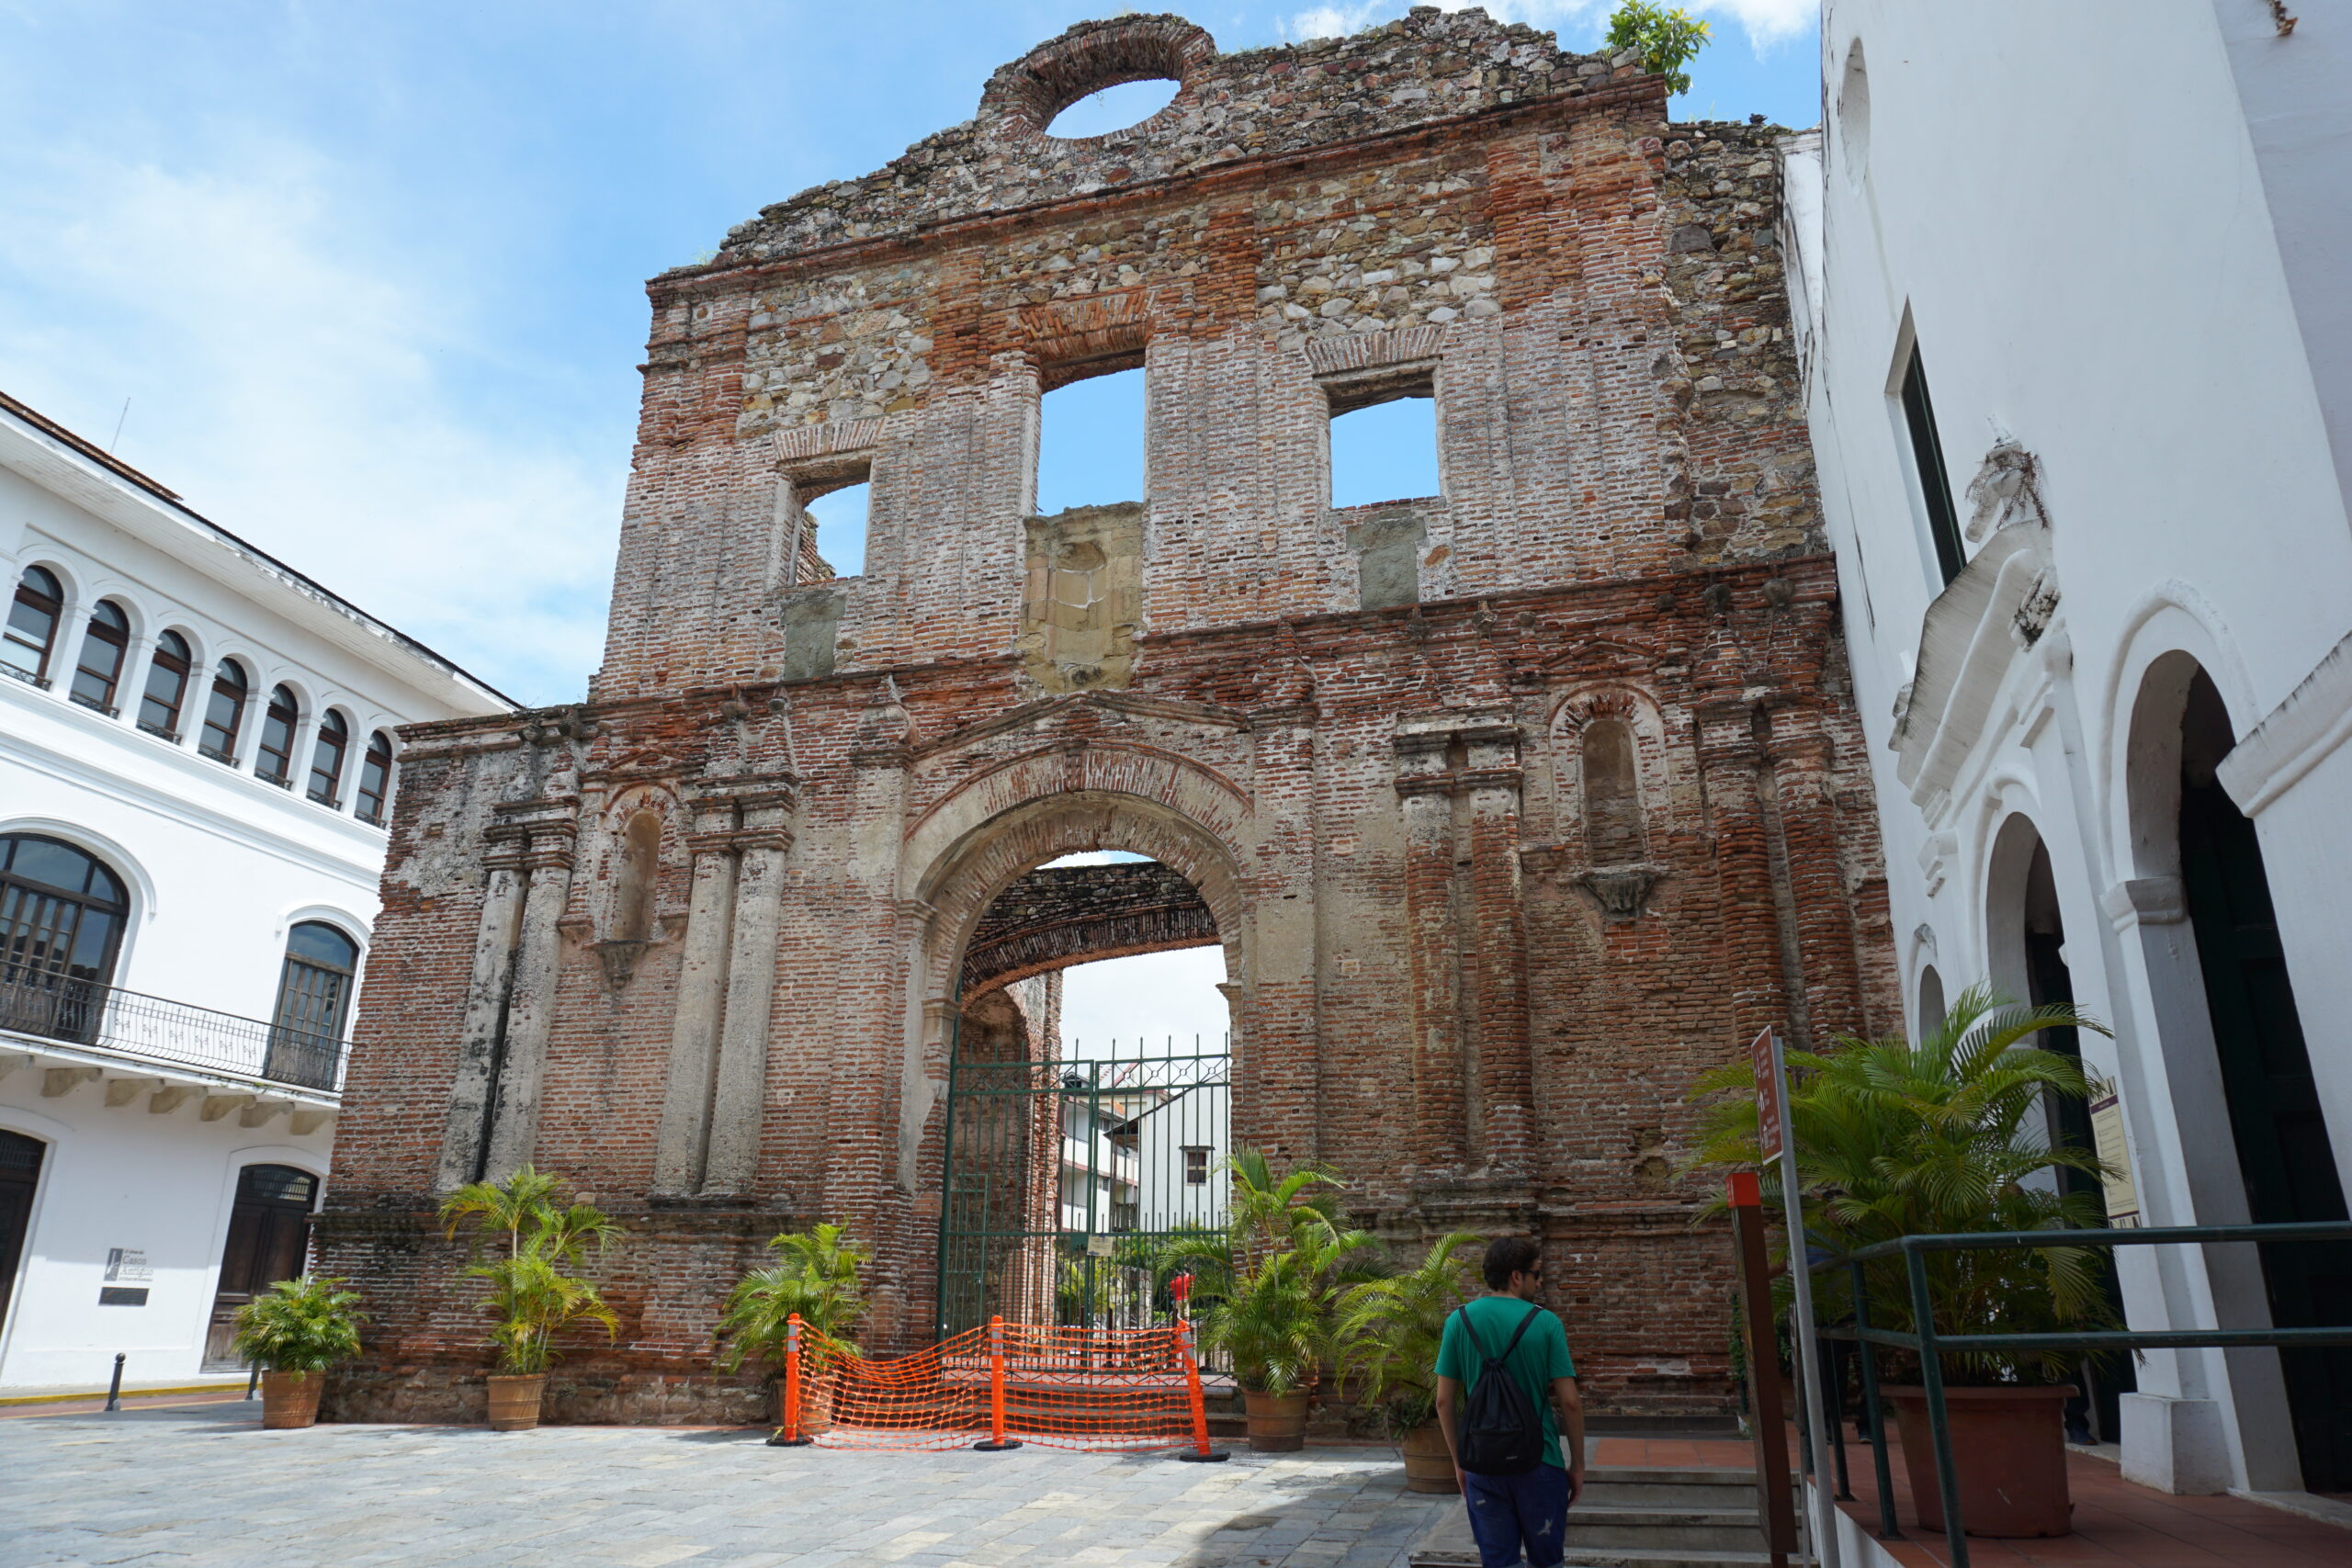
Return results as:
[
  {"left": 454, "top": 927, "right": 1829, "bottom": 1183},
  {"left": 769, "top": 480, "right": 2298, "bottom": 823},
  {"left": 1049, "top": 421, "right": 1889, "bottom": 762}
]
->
[{"left": 1462, "top": 1464, "right": 1570, "bottom": 1568}]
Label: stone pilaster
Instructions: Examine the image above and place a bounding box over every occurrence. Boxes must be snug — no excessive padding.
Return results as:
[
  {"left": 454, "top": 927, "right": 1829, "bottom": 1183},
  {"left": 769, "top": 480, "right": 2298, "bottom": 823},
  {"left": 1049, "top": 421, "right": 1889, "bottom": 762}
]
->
[
  {"left": 1461, "top": 718, "right": 1532, "bottom": 1175},
  {"left": 434, "top": 847, "right": 528, "bottom": 1191},
  {"left": 650, "top": 798, "right": 743, "bottom": 1197},
  {"left": 704, "top": 790, "right": 796, "bottom": 1196},
  {"left": 481, "top": 817, "right": 579, "bottom": 1181},
  {"left": 1396, "top": 719, "right": 1468, "bottom": 1175}
]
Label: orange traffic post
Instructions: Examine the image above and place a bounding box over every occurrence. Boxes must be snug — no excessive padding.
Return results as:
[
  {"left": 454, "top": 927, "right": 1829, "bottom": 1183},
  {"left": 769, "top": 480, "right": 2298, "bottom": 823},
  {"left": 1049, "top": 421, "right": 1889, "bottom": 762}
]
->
[
  {"left": 974, "top": 1314, "right": 1022, "bottom": 1450},
  {"left": 1175, "top": 1316, "right": 1228, "bottom": 1462},
  {"left": 768, "top": 1312, "right": 813, "bottom": 1448}
]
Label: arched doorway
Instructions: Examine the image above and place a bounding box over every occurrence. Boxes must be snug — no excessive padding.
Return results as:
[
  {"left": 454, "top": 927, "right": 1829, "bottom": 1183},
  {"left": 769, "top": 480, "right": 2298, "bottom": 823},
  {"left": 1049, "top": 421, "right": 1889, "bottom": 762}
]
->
[
  {"left": 918, "top": 795, "right": 1243, "bottom": 1340},
  {"left": 202, "top": 1164, "right": 321, "bottom": 1370},
  {"left": 0, "top": 833, "right": 130, "bottom": 1044},
  {"left": 0, "top": 1130, "right": 44, "bottom": 1344},
  {"left": 2172, "top": 669, "right": 2352, "bottom": 1489},
  {"left": 1985, "top": 814, "right": 2133, "bottom": 1442}
]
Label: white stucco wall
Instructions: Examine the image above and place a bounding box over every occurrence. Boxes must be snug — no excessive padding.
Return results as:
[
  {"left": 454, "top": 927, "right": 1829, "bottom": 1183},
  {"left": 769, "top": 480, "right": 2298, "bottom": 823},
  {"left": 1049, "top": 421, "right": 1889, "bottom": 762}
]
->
[
  {"left": 0, "top": 1099, "right": 331, "bottom": 1388},
  {"left": 0, "top": 397, "right": 509, "bottom": 1390},
  {"left": 1793, "top": 0, "right": 2352, "bottom": 1495}
]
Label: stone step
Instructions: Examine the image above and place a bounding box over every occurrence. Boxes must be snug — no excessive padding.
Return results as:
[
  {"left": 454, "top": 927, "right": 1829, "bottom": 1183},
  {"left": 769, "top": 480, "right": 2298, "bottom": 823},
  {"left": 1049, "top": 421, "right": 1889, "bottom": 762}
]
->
[
  {"left": 1418, "top": 1543, "right": 1779, "bottom": 1568},
  {"left": 1565, "top": 1506, "right": 1767, "bottom": 1554},
  {"left": 1578, "top": 1465, "right": 1767, "bottom": 1510},
  {"left": 1407, "top": 1465, "right": 1803, "bottom": 1568}
]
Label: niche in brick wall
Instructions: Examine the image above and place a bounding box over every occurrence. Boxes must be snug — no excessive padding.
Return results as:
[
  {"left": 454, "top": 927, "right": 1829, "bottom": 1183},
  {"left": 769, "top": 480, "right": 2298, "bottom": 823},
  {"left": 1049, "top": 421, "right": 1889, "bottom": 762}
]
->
[
  {"left": 1556, "top": 690, "right": 1670, "bottom": 920},
  {"left": 586, "top": 789, "right": 685, "bottom": 987}
]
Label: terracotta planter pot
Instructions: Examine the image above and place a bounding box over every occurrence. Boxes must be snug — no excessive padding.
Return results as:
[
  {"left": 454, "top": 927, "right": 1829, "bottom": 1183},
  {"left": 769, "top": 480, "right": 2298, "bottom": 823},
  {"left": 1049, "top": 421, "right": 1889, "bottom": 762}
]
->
[
  {"left": 1884, "top": 1383, "right": 2075, "bottom": 1537},
  {"left": 1399, "top": 1422, "right": 1459, "bottom": 1494},
  {"left": 1242, "top": 1390, "right": 1309, "bottom": 1452},
  {"left": 259, "top": 1371, "right": 324, "bottom": 1430},
  {"left": 486, "top": 1373, "right": 548, "bottom": 1433}
]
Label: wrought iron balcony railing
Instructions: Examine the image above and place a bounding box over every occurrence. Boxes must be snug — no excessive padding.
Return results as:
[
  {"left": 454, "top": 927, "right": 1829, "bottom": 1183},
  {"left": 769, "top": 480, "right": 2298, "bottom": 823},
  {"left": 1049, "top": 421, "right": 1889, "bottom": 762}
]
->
[{"left": 0, "top": 971, "right": 345, "bottom": 1094}]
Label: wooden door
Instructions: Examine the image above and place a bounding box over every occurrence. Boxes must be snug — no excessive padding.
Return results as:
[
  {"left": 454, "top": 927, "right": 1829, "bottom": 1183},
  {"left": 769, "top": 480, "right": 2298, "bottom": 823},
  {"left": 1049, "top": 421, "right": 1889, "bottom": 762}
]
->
[{"left": 202, "top": 1165, "right": 318, "bottom": 1370}]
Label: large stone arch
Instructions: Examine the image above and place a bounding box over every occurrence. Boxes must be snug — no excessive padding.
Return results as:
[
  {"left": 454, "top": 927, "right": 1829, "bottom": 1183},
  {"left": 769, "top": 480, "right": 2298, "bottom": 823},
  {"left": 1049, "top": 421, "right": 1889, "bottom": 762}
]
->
[
  {"left": 960, "top": 861, "right": 1217, "bottom": 998},
  {"left": 891, "top": 743, "right": 1254, "bottom": 1201}
]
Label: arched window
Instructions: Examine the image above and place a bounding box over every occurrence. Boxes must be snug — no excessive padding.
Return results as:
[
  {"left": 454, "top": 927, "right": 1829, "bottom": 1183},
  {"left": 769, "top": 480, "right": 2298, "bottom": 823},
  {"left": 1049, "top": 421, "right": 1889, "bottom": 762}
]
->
[
  {"left": 306, "top": 709, "right": 348, "bottom": 807},
  {"left": 266, "top": 921, "right": 358, "bottom": 1089},
  {"left": 0, "top": 834, "right": 130, "bottom": 1043},
  {"left": 255, "top": 683, "right": 300, "bottom": 786},
  {"left": 3, "top": 566, "right": 62, "bottom": 686},
  {"left": 356, "top": 730, "right": 395, "bottom": 826},
  {"left": 69, "top": 600, "right": 130, "bottom": 715},
  {"left": 1917, "top": 964, "right": 1947, "bottom": 1038},
  {"left": 139, "top": 630, "right": 192, "bottom": 739},
  {"left": 199, "top": 659, "right": 249, "bottom": 764},
  {"left": 1581, "top": 717, "right": 1646, "bottom": 865}
]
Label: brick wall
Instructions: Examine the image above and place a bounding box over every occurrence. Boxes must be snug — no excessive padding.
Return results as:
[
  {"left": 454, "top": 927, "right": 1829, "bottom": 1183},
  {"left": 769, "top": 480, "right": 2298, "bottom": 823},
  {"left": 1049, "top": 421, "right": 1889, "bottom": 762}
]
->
[{"left": 320, "top": 12, "right": 1894, "bottom": 1425}]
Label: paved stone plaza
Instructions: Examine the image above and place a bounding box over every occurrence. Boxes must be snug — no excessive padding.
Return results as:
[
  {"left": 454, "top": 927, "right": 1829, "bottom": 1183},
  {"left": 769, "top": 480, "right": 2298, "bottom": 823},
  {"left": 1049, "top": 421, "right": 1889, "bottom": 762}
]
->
[{"left": 0, "top": 1405, "right": 1446, "bottom": 1568}]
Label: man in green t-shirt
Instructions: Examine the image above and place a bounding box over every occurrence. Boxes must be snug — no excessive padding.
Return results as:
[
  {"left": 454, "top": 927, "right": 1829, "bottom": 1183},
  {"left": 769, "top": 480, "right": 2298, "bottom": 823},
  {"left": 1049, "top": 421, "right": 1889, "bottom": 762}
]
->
[{"left": 1433, "top": 1236, "right": 1583, "bottom": 1568}]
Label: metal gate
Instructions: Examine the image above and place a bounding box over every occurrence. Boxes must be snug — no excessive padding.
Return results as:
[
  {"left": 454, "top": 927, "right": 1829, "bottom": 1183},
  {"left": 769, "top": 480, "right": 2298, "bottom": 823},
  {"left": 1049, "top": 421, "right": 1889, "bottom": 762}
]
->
[{"left": 935, "top": 1041, "right": 1229, "bottom": 1340}]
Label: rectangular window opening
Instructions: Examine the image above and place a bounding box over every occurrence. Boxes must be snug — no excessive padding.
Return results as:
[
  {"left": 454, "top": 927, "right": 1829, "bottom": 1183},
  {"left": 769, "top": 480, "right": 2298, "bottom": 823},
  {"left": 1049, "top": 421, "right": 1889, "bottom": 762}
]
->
[
  {"left": 800, "top": 475, "right": 869, "bottom": 581},
  {"left": 1899, "top": 344, "right": 1965, "bottom": 585},
  {"left": 1326, "top": 372, "right": 1440, "bottom": 509},
  {"left": 1182, "top": 1145, "right": 1211, "bottom": 1186},
  {"left": 1037, "top": 359, "right": 1145, "bottom": 514}
]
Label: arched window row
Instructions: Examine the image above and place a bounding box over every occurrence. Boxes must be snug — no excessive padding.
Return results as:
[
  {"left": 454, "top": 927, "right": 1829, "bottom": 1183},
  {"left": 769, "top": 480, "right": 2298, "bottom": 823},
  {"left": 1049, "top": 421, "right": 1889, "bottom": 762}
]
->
[{"left": 4, "top": 563, "right": 401, "bottom": 826}]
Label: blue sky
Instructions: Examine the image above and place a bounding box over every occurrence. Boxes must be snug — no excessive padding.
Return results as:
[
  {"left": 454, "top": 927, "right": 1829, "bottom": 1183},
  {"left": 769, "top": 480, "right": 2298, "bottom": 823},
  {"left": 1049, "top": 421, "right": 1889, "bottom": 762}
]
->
[{"left": 0, "top": 1, "right": 1819, "bottom": 706}]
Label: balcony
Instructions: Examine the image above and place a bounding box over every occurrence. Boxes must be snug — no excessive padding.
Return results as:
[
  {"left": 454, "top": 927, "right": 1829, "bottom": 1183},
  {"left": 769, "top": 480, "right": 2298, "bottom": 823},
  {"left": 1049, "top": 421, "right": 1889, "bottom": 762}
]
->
[{"left": 0, "top": 972, "right": 345, "bottom": 1097}]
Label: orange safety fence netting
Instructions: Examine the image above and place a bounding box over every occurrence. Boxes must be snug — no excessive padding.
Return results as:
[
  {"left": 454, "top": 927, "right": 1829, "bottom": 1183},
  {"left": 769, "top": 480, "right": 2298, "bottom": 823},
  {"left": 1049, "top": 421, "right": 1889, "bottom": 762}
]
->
[{"left": 776, "top": 1315, "right": 1216, "bottom": 1454}]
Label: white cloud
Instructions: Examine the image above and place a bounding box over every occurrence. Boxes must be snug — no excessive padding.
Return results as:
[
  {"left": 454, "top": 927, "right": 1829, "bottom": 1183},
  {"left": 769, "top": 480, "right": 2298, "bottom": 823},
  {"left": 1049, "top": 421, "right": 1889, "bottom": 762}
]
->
[
  {"left": 1279, "top": 0, "right": 1812, "bottom": 51},
  {"left": 0, "top": 136, "right": 619, "bottom": 705},
  {"left": 1058, "top": 948, "right": 1231, "bottom": 1056}
]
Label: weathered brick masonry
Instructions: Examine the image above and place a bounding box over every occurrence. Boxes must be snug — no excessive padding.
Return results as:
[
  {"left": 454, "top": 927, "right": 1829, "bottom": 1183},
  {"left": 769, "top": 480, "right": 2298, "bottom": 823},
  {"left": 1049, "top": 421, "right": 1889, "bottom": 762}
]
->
[{"left": 319, "top": 11, "right": 1896, "bottom": 1425}]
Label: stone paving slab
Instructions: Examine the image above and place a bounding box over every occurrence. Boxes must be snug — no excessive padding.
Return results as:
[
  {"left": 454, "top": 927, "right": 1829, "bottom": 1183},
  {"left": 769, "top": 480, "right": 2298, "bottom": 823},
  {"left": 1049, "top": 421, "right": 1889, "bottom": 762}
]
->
[{"left": 0, "top": 1407, "right": 1450, "bottom": 1568}]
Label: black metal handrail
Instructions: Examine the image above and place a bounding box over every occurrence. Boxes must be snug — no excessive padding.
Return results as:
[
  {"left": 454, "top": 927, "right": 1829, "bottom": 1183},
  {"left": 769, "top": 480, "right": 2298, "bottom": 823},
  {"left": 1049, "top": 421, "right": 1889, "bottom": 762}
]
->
[
  {"left": 0, "top": 970, "right": 345, "bottom": 1093},
  {"left": 1803, "top": 1222, "right": 2352, "bottom": 1567}
]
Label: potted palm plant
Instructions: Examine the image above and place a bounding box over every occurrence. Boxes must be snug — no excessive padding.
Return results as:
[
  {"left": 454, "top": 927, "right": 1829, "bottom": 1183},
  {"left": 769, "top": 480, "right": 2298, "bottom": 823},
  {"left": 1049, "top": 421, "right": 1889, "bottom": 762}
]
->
[
  {"left": 1185, "top": 1151, "right": 1377, "bottom": 1450},
  {"left": 439, "top": 1165, "right": 624, "bottom": 1432},
  {"left": 1337, "top": 1232, "right": 1481, "bottom": 1492},
  {"left": 1688, "top": 984, "right": 2119, "bottom": 1538},
  {"left": 230, "top": 1274, "right": 367, "bottom": 1430},
  {"left": 715, "top": 1222, "right": 868, "bottom": 1432}
]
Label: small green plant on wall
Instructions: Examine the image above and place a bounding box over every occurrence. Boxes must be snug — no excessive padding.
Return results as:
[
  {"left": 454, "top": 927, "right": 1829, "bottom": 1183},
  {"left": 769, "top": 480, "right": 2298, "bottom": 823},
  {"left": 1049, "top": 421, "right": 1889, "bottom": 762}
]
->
[
  {"left": 1605, "top": 1, "right": 1713, "bottom": 96},
  {"left": 439, "top": 1165, "right": 624, "bottom": 1375}
]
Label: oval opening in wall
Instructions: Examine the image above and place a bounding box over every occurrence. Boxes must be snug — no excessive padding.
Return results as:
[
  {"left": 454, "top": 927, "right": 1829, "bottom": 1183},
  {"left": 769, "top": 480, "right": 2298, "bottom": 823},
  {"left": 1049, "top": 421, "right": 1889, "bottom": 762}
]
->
[{"left": 1048, "top": 77, "right": 1179, "bottom": 139}]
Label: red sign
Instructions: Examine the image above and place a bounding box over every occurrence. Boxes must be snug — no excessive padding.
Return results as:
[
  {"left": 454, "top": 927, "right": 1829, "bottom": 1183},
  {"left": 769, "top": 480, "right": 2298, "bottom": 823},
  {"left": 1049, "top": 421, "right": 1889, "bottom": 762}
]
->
[{"left": 1750, "top": 1026, "right": 1785, "bottom": 1160}]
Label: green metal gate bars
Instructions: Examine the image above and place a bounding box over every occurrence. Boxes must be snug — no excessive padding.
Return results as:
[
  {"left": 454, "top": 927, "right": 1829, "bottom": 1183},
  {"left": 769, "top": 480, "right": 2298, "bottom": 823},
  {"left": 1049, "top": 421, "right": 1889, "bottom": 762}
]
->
[{"left": 936, "top": 1043, "right": 1229, "bottom": 1341}]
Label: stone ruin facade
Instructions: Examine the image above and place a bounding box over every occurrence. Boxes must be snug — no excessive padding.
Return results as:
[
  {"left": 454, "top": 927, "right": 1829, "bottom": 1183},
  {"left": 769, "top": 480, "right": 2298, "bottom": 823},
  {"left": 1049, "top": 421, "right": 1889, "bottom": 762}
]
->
[{"left": 317, "top": 11, "right": 1899, "bottom": 1425}]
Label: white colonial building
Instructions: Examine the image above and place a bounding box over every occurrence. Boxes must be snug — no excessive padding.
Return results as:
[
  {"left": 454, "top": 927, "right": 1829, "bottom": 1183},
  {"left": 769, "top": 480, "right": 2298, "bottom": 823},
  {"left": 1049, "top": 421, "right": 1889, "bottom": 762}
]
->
[
  {"left": 0, "top": 389, "right": 510, "bottom": 1391},
  {"left": 1784, "top": 1, "right": 2352, "bottom": 1499}
]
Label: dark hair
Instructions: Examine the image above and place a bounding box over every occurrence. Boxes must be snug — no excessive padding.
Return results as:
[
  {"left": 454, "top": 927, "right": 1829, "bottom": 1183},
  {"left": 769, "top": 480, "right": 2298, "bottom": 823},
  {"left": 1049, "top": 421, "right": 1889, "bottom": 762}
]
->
[{"left": 1482, "top": 1235, "right": 1544, "bottom": 1290}]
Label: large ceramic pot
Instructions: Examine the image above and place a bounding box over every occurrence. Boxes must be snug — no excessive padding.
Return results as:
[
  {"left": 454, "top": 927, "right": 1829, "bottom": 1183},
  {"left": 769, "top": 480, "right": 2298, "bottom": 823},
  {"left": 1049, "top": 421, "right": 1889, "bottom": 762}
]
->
[
  {"left": 1399, "top": 1422, "right": 1459, "bottom": 1494},
  {"left": 1242, "top": 1390, "right": 1310, "bottom": 1452},
  {"left": 486, "top": 1373, "right": 548, "bottom": 1433},
  {"left": 259, "top": 1371, "right": 324, "bottom": 1430},
  {"left": 1884, "top": 1384, "right": 2076, "bottom": 1537}
]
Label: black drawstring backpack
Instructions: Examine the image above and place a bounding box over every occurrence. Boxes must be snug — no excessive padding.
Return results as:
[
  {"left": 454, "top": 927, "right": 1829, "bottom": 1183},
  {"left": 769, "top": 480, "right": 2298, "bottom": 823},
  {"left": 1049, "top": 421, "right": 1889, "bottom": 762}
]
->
[{"left": 1451, "top": 1303, "right": 1549, "bottom": 1475}]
